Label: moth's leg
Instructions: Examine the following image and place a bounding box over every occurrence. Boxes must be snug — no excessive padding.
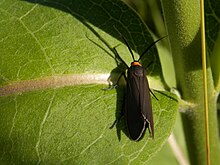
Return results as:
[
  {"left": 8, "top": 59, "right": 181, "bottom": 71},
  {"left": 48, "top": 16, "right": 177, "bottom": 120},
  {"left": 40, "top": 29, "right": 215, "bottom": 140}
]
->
[
  {"left": 104, "top": 71, "right": 126, "bottom": 90},
  {"left": 150, "top": 89, "right": 159, "bottom": 100},
  {"left": 109, "top": 73, "right": 127, "bottom": 128}
]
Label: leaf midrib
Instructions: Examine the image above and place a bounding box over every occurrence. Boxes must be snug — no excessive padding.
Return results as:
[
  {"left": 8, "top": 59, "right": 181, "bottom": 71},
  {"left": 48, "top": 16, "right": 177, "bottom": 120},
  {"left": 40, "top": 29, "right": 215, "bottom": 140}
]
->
[{"left": 0, "top": 74, "right": 109, "bottom": 96}]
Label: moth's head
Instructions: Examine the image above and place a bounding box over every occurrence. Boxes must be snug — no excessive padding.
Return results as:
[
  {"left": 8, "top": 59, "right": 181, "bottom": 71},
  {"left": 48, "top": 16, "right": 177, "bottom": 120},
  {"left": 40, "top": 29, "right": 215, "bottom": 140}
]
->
[{"left": 131, "top": 61, "right": 142, "bottom": 67}]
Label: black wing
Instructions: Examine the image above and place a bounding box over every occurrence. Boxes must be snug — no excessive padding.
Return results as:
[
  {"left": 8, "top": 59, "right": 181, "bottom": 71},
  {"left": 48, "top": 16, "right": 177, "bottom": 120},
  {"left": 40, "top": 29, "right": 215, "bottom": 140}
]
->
[{"left": 125, "top": 66, "right": 154, "bottom": 141}]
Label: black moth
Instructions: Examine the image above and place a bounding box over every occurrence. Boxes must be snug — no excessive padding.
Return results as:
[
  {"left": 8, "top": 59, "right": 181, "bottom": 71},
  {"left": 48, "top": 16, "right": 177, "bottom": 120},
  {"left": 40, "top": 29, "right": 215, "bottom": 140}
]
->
[{"left": 110, "top": 29, "right": 166, "bottom": 141}]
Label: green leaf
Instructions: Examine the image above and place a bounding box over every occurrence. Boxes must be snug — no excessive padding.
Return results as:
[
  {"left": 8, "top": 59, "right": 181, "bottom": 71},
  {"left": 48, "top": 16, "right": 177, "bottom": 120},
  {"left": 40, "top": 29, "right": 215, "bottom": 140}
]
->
[
  {"left": 0, "top": 87, "right": 177, "bottom": 164},
  {"left": 205, "top": 0, "right": 220, "bottom": 91},
  {"left": 0, "top": 0, "right": 178, "bottom": 164}
]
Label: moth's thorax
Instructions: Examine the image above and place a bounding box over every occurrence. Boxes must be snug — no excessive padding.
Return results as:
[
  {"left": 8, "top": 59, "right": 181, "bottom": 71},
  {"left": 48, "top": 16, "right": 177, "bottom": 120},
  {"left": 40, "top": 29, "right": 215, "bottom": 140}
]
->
[{"left": 129, "top": 65, "right": 145, "bottom": 77}]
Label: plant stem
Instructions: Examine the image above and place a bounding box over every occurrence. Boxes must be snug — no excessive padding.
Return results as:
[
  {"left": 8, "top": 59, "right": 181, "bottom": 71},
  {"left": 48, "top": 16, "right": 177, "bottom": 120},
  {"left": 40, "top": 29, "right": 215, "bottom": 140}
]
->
[{"left": 161, "top": 0, "right": 220, "bottom": 164}]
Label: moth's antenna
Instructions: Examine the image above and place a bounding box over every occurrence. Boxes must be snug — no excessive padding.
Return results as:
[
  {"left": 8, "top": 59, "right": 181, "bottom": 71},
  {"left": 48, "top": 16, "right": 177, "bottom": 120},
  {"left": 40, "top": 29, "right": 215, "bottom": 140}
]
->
[
  {"left": 113, "top": 26, "right": 135, "bottom": 61},
  {"left": 138, "top": 35, "right": 168, "bottom": 61}
]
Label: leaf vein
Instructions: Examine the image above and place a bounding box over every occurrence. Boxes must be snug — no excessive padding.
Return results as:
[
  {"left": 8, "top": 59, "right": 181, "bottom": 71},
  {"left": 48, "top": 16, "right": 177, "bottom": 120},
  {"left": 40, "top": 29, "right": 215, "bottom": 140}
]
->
[{"left": 35, "top": 91, "right": 56, "bottom": 164}]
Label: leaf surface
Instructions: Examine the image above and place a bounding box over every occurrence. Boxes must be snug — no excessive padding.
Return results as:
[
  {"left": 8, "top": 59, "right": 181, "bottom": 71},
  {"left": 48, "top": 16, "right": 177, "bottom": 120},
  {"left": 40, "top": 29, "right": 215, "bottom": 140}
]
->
[{"left": 0, "top": 0, "right": 178, "bottom": 164}]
